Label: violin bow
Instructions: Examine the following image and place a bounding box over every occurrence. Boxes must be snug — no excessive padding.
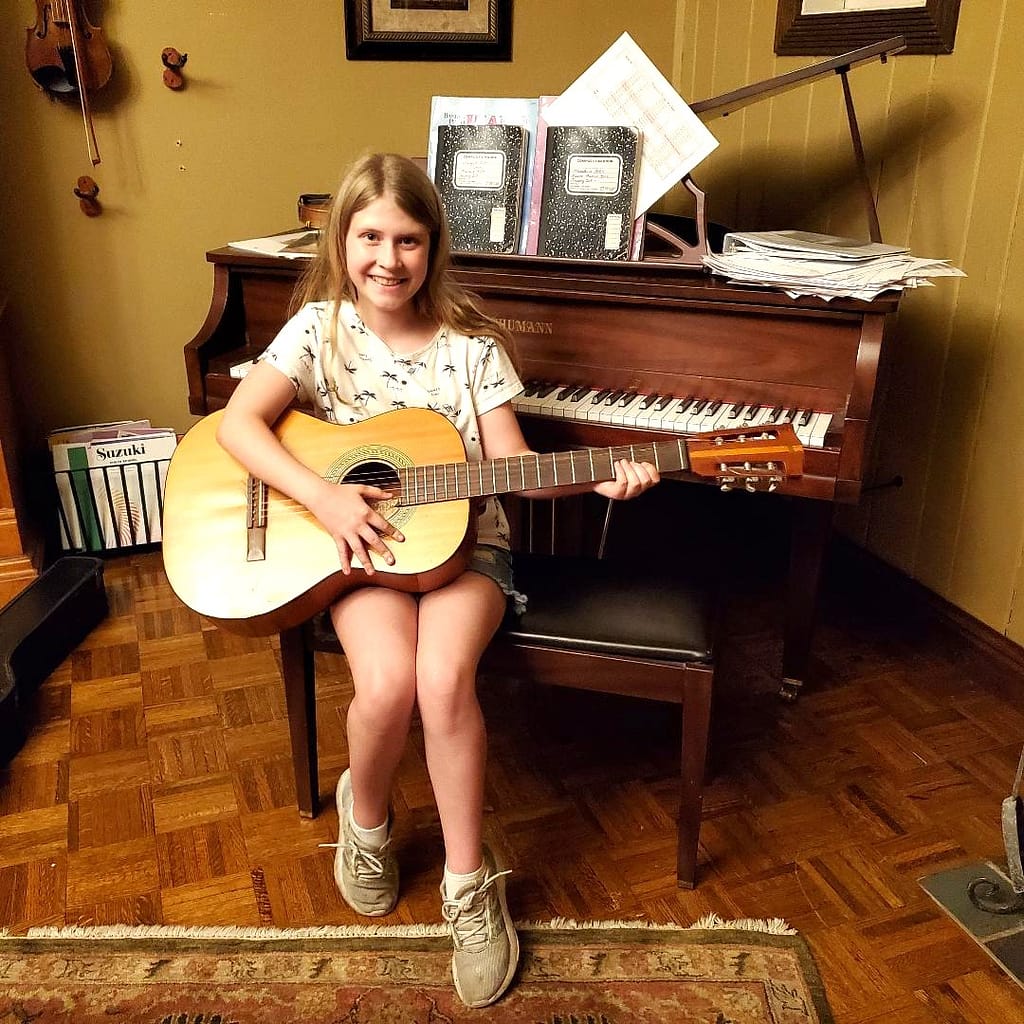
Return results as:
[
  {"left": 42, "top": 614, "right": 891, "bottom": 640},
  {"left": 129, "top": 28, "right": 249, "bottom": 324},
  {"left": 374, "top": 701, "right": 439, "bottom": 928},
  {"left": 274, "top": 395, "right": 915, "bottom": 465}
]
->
[{"left": 65, "top": 1, "right": 100, "bottom": 166}]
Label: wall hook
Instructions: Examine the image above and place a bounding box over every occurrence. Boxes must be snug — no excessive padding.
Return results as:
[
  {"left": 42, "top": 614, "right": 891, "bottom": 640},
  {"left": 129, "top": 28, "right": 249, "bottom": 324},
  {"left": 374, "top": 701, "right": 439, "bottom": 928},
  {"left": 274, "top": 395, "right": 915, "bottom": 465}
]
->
[
  {"left": 161, "top": 47, "right": 188, "bottom": 90},
  {"left": 73, "top": 175, "right": 101, "bottom": 217}
]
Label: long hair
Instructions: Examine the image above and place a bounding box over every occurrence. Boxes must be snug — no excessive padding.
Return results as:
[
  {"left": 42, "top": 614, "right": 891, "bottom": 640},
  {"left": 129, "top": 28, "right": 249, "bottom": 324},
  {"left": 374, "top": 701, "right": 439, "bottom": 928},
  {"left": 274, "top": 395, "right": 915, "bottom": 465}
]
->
[{"left": 290, "top": 153, "right": 514, "bottom": 355}]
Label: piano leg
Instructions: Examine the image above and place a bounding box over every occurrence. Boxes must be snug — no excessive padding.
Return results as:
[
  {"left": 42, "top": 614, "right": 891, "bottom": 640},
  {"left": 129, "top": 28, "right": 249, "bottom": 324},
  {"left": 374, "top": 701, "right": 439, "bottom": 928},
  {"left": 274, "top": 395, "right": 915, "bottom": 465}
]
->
[{"left": 780, "top": 499, "right": 835, "bottom": 701}]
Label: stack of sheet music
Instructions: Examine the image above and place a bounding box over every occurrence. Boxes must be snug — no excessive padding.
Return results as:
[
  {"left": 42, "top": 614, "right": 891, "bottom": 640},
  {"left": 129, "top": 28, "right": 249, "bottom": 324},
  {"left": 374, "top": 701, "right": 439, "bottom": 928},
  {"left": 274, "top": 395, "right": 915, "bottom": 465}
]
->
[{"left": 703, "top": 229, "right": 965, "bottom": 300}]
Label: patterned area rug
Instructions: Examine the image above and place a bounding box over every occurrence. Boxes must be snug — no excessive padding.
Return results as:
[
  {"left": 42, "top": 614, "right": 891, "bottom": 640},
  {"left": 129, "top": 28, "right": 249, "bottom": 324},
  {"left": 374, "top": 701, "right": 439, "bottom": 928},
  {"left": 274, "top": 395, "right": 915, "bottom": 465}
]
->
[{"left": 0, "top": 916, "right": 834, "bottom": 1023}]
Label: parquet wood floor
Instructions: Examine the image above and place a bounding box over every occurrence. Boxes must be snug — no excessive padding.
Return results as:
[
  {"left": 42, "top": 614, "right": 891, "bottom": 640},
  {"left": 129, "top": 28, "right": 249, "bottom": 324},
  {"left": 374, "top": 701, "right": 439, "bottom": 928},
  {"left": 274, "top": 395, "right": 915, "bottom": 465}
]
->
[{"left": 2, "top": 538, "right": 1023, "bottom": 1022}]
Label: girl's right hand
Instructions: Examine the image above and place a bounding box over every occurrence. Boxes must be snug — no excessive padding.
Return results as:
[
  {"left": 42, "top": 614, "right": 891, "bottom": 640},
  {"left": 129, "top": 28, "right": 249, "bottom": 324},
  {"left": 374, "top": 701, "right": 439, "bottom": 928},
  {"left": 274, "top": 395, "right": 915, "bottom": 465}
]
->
[{"left": 308, "top": 481, "right": 405, "bottom": 576}]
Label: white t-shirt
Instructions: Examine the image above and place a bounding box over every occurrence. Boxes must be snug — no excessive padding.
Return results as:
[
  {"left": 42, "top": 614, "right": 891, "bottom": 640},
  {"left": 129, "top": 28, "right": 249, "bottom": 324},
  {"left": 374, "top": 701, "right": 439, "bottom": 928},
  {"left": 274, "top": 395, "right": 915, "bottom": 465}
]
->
[{"left": 259, "top": 300, "right": 524, "bottom": 549}]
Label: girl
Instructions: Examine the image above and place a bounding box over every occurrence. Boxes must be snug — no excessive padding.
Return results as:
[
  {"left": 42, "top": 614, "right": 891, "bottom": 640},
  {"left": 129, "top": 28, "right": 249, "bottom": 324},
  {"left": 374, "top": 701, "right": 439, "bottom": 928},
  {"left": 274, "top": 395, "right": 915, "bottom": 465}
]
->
[{"left": 216, "top": 153, "right": 659, "bottom": 1008}]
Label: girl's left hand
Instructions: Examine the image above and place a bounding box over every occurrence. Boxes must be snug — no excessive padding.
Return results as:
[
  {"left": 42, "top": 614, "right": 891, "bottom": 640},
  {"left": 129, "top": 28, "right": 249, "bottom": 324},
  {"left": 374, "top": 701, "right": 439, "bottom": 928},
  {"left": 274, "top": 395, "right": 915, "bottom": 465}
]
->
[{"left": 594, "top": 459, "right": 660, "bottom": 501}]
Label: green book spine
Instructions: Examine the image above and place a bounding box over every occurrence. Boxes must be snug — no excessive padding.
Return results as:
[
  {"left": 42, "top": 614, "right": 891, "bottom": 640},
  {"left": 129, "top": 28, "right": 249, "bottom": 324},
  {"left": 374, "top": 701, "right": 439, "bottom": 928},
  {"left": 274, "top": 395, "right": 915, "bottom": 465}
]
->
[{"left": 67, "top": 445, "right": 103, "bottom": 551}]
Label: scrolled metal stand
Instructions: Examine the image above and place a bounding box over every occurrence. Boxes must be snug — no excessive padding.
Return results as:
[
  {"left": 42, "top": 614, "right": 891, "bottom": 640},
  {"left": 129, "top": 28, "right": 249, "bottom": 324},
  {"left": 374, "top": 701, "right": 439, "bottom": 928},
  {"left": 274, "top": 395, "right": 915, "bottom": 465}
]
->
[{"left": 968, "top": 744, "right": 1024, "bottom": 914}]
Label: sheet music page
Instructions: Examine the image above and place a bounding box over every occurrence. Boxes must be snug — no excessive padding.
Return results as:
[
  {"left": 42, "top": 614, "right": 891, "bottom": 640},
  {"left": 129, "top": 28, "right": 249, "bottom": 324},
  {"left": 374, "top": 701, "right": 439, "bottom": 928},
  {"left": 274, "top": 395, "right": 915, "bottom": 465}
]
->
[{"left": 544, "top": 33, "right": 719, "bottom": 215}]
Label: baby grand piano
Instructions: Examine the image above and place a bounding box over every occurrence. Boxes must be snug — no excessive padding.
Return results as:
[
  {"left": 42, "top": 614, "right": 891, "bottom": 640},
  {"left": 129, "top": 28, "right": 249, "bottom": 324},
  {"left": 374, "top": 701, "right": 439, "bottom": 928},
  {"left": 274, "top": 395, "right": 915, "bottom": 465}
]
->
[{"left": 183, "top": 40, "right": 905, "bottom": 698}]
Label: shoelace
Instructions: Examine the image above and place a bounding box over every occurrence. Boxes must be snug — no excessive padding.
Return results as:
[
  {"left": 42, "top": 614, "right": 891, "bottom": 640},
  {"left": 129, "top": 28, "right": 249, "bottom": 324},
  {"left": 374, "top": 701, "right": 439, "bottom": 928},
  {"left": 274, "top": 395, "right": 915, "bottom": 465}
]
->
[
  {"left": 441, "top": 870, "right": 512, "bottom": 951},
  {"left": 318, "top": 839, "right": 391, "bottom": 880}
]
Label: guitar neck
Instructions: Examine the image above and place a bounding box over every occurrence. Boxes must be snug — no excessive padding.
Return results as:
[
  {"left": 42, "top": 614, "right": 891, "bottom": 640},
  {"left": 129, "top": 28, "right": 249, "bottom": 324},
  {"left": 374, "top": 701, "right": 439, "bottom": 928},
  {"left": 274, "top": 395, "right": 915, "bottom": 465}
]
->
[{"left": 397, "top": 439, "right": 690, "bottom": 506}]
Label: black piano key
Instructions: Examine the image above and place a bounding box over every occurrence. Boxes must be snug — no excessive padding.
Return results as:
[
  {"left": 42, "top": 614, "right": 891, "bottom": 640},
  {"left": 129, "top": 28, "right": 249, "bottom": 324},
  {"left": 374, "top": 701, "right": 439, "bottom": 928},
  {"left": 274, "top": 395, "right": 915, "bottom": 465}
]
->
[
  {"left": 591, "top": 389, "right": 612, "bottom": 404},
  {"left": 604, "top": 390, "right": 625, "bottom": 405},
  {"left": 726, "top": 403, "right": 744, "bottom": 419},
  {"left": 690, "top": 399, "right": 708, "bottom": 415},
  {"left": 618, "top": 391, "right": 638, "bottom": 406},
  {"left": 569, "top": 387, "right": 590, "bottom": 402},
  {"left": 704, "top": 400, "right": 723, "bottom": 415},
  {"left": 676, "top": 396, "right": 695, "bottom": 413},
  {"left": 743, "top": 405, "right": 762, "bottom": 422},
  {"left": 639, "top": 393, "right": 660, "bottom": 409},
  {"left": 522, "top": 380, "right": 543, "bottom": 397},
  {"left": 799, "top": 408, "right": 813, "bottom": 427},
  {"left": 770, "top": 405, "right": 784, "bottom": 419},
  {"left": 556, "top": 384, "right": 577, "bottom": 401},
  {"left": 654, "top": 395, "right": 674, "bottom": 411},
  {"left": 536, "top": 382, "right": 559, "bottom": 398}
]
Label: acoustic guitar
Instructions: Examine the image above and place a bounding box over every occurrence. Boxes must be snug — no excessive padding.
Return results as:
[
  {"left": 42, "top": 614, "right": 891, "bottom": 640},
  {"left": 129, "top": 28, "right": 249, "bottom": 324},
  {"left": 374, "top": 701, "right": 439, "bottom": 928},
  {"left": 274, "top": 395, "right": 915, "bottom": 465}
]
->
[{"left": 162, "top": 408, "right": 803, "bottom": 636}]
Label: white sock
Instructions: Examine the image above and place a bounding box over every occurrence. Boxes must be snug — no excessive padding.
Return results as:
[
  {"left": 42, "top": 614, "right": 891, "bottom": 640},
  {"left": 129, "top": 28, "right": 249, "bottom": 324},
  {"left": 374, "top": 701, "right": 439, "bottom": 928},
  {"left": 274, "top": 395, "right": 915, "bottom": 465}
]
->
[
  {"left": 444, "top": 861, "right": 485, "bottom": 900},
  {"left": 349, "top": 809, "right": 389, "bottom": 850}
]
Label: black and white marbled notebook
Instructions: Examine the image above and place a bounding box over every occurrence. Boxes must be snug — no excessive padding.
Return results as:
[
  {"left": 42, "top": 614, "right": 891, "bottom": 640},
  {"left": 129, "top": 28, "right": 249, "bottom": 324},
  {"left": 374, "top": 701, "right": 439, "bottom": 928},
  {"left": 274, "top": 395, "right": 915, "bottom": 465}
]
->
[
  {"left": 433, "top": 123, "right": 527, "bottom": 255},
  {"left": 537, "top": 125, "right": 641, "bottom": 261}
]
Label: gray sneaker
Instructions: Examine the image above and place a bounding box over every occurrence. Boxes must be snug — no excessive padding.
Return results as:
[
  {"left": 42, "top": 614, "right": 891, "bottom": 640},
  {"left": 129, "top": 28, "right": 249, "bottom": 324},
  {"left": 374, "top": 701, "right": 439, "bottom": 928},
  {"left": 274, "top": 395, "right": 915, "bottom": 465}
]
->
[
  {"left": 440, "top": 845, "right": 519, "bottom": 1008},
  {"left": 320, "top": 769, "right": 398, "bottom": 917}
]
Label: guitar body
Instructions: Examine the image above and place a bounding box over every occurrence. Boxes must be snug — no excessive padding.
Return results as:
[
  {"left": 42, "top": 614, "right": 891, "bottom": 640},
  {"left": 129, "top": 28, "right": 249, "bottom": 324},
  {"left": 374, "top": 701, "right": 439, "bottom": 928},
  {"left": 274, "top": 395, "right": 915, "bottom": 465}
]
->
[{"left": 162, "top": 408, "right": 473, "bottom": 635}]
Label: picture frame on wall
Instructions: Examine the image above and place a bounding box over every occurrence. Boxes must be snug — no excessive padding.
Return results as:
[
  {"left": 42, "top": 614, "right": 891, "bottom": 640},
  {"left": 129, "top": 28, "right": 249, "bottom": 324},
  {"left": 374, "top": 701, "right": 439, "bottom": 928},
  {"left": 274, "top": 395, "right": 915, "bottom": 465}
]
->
[
  {"left": 344, "top": 0, "right": 512, "bottom": 61},
  {"left": 775, "top": 0, "right": 961, "bottom": 56}
]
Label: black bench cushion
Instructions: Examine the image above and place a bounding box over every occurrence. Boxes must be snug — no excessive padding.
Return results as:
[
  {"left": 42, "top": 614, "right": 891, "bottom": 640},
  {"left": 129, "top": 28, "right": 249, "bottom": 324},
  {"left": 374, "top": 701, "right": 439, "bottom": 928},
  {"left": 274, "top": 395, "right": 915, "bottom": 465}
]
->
[{"left": 504, "top": 552, "right": 713, "bottom": 664}]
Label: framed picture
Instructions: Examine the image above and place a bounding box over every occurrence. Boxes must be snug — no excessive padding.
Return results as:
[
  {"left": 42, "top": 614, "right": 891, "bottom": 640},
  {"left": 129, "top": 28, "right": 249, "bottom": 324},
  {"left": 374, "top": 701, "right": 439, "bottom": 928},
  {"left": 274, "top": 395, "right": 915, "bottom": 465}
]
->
[
  {"left": 775, "top": 0, "right": 961, "bottom": 55},
  {"left": 344, "top": 0, "right": 512, "bottom": 61}
]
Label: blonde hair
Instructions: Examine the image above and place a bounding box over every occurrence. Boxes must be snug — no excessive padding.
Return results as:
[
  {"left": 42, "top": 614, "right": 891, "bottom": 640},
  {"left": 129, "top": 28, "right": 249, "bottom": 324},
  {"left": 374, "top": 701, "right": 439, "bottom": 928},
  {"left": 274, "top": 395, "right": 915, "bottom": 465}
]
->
[{"left": 291, "top": 153, "right": 513, "bottom": 354}]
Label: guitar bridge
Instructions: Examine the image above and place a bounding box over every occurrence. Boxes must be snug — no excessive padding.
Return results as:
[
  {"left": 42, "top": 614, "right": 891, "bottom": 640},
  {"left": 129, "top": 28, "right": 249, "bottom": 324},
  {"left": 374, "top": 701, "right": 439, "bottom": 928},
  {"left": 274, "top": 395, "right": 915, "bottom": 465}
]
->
[{"left": 247, "top": 474, "right": 267, "bottom": 562}]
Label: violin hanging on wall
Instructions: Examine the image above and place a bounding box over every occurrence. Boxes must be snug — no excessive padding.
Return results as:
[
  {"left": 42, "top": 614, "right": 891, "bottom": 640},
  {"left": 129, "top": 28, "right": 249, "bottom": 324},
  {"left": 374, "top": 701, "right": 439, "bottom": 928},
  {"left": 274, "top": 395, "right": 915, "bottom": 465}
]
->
[{"left": 25, "top": 1, "right": 113, "bottom": 172}]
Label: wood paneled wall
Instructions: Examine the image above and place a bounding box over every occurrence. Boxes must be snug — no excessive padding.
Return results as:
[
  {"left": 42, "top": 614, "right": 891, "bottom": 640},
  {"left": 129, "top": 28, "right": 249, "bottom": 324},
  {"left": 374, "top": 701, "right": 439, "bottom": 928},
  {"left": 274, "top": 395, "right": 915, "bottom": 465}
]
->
[{"left": 673, "top": 0, "right": 1024, "bottom": 644}]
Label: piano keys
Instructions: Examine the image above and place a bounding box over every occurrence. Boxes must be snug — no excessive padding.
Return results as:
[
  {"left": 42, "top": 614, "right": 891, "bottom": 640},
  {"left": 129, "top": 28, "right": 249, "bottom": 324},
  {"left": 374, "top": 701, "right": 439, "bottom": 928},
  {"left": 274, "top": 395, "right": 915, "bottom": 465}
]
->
[{"left": 514, "top": 381, "right": 834, "bottom": 449}]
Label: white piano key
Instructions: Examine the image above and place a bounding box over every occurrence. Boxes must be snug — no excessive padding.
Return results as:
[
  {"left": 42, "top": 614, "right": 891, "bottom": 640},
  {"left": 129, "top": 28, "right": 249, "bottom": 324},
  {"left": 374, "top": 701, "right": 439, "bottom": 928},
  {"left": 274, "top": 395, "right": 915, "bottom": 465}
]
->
[
  {"left": 619, "top": 392, "right": 652, "bottom": 428},
  {"left": 810, "top": 412, "right": 833, "bottom": 447},
  {"left": 631, "top": 394, "right": 663, "bottom": 429}
]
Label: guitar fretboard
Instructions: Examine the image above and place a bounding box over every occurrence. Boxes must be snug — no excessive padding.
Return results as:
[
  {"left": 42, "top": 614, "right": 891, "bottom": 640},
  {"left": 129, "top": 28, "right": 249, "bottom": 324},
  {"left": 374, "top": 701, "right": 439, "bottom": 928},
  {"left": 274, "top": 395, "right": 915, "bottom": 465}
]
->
[{"left": 397, "top": 440, "right": 690, "bottom": 506}]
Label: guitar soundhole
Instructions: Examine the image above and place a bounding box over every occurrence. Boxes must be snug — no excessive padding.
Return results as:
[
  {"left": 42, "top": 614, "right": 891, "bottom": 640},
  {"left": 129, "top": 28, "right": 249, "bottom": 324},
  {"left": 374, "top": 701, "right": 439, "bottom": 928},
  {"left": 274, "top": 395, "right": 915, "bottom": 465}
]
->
[
  {"left": 341, "top": 460, "right": 399, "bottom": 491},
  {"left": 340, "top": 460, "right": 406, "bottom": 524}
]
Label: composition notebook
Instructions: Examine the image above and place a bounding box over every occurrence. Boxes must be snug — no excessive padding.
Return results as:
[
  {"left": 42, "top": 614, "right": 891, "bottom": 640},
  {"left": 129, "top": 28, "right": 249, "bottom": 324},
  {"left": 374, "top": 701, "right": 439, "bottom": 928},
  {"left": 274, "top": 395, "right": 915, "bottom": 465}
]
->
[
  {"left": 537, "top": 124, "right": 641, "bottom": 261},
  {"left": 433, "top": 123, "right": 528, "bottom": 254}
]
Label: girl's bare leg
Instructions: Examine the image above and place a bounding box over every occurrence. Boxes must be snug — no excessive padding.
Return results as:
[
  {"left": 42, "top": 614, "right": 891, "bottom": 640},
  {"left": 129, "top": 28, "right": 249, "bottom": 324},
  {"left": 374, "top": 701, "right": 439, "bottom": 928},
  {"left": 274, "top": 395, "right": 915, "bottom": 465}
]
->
[
  {"left": 415, "top": 571, "right": 506, "bottom": 873},
  {"left": 331, "top": 586, "right": 419, "bottom": 828}
]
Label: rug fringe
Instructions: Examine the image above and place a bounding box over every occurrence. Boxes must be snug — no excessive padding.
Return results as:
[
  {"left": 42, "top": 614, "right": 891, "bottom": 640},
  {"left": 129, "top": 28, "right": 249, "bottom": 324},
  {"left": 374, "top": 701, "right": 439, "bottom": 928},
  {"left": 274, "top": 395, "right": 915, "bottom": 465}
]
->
[
  {"left": 534, "top": 914, "right": 796, "bottom": 935},
  {"left": 12, "top": 914, "right": 794, "bottom": 941}
]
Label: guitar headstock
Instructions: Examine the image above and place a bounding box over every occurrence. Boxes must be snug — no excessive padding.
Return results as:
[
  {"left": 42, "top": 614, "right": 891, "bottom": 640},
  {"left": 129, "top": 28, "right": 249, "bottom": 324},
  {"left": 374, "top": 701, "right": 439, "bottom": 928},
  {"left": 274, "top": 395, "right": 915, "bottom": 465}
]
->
[{"left": 686, "top": 422, "right": 804, "bottom": 492}]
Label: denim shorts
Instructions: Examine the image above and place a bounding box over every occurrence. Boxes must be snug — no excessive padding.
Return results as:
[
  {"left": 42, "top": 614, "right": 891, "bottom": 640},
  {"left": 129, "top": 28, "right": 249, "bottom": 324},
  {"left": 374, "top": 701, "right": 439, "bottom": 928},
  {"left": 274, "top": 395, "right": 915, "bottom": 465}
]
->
[{"left": 467, "top": 544, "right": 528, "bottom": 614}]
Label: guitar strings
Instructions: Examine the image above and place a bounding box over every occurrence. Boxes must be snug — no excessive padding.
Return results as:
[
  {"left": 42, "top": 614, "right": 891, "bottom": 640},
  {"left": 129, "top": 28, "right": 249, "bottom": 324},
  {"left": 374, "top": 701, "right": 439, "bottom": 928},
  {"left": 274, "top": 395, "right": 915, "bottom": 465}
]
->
[{"left": 261, "top": 443, "right": 677, "bottom": 495}]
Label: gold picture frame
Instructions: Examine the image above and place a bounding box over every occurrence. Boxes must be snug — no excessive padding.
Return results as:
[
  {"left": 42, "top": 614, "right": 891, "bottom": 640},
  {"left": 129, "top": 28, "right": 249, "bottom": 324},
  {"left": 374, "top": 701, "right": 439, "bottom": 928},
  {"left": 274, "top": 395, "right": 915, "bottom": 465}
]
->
[
  {"left": 344, "top": 0, "right": 512, "bottom": 61},
  {"left": 775, "top": 0, "right": 960, "bottom": 55}
]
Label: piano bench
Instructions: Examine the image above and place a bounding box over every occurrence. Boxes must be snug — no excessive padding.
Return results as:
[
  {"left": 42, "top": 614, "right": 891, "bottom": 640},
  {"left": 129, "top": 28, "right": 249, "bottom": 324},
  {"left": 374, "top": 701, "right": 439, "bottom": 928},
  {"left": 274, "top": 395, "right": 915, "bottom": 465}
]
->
[{"left": 279, "top": 551, "right": 716, "bottom": 889}]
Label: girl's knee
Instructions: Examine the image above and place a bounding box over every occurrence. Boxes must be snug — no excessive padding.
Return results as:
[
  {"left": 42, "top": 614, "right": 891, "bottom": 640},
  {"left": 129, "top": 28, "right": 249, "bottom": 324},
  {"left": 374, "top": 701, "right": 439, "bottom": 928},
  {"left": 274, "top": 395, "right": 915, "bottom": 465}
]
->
[
  {"left": 352, "top": 667, "right": 417, "bottom": 725},
  {"left": 416, "top": 666, "right": 480, "bottom": 729}
]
